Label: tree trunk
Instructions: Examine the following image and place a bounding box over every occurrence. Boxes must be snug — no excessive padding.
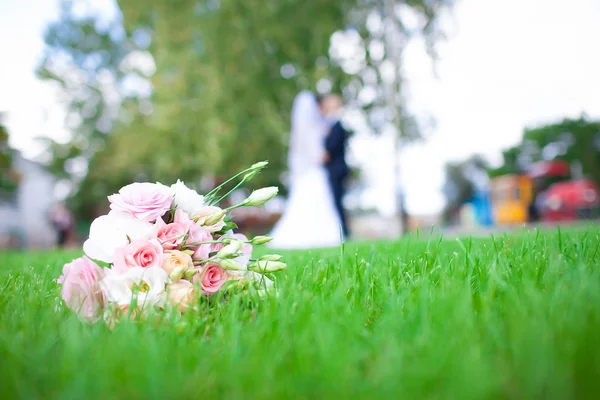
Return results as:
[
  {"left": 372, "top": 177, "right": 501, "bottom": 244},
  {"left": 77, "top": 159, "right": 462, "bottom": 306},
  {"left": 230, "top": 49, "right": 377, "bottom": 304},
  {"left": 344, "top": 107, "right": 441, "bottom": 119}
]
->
[{"left": 383, "top": 0, "right": 406, "bottom": 236}]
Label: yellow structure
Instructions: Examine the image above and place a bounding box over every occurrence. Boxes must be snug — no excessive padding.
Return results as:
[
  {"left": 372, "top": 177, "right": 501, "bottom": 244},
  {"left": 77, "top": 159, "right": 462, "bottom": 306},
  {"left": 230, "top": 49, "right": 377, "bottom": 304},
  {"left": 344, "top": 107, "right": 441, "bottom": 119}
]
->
[{"left": 490, "top": 175, "right": 533, "bottom": 225}]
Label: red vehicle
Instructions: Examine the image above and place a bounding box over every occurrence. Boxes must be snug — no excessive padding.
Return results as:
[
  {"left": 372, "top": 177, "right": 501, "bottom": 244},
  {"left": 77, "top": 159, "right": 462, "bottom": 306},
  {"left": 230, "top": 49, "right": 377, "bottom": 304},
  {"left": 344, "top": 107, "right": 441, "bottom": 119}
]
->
[
  {"left": 540, "top": 179, "right": 600, "bottom": 221},
  {"left": 527, "top": 161, "right": 600, "bottom": 222}
]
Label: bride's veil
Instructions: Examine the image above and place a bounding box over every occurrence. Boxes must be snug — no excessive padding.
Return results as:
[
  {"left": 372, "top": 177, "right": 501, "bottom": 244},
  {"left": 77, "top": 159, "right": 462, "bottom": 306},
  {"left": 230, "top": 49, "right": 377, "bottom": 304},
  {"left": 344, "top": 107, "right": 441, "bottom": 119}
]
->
[{"left": 287, "top": 91, "right": 327, "bottom": 176}]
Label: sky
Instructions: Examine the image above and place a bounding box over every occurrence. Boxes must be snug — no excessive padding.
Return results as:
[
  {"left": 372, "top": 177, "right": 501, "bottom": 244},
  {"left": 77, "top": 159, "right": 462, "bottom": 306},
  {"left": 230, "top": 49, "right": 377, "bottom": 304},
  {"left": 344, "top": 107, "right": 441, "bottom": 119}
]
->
[
  {"left": 0, "top": 0, "right": 63, "bottom": 147},
  {"left": 1, "top": 0, "right": 600, "bottom": 215},
  {"left": 350, "top": 0, "right": 600, "bottom": 215}
]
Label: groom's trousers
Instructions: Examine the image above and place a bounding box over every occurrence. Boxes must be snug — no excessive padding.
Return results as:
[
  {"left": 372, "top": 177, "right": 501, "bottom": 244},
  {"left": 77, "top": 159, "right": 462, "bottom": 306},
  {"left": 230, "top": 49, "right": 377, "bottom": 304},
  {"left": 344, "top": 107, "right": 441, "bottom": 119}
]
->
[{"left": 329, "top": 176, "right": 349, "bottom": 238}]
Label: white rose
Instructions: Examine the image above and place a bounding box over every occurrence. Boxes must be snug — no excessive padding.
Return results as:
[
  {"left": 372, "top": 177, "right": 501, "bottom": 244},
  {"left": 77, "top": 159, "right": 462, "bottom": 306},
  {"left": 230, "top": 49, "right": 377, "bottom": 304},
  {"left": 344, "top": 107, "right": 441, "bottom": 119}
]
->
[
  {"left": 99, "top": 267, "right": 168, "bottom": 309},
  {"left": 170, "top": 180, "right": 205, "bottom": 217},
  {"left": 83, "top": 211, "right": 154, "bottom": 263}
]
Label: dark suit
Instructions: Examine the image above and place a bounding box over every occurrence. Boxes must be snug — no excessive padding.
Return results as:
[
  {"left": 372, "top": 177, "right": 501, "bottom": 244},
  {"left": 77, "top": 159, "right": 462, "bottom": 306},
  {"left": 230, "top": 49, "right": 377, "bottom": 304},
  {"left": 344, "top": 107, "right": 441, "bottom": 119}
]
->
[{"left": 325, "top": 121, "right": 350, "bottom": 237}]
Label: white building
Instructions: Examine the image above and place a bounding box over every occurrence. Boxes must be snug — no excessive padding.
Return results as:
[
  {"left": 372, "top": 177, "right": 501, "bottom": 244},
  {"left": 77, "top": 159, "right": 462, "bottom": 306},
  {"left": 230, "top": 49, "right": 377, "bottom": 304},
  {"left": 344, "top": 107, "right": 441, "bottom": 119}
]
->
[{"left": 0, "top": 153, "right": 56, "bottom": 249}]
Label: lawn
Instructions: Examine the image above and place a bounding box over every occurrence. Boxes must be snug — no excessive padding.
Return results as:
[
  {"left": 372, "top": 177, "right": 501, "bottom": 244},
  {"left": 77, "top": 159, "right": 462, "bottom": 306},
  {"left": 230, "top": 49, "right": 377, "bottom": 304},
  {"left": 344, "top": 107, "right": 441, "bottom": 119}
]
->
[{"left": 1, "top": 226, "right": 600, "bottom": 399}]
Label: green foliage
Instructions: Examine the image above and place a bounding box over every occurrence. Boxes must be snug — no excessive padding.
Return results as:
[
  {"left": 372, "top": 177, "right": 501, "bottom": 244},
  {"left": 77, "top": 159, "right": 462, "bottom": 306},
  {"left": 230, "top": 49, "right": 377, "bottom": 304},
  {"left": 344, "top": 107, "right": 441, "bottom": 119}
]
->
[
  {"left": 36, "top": 0, "right": 148, "bottom": 217},
  {"left": 489, "top": 116, "right": 600, "bottom": 184},
  {"left": 347, "top": 0, "right": 452, "bottom": 141},
  {"left": 38, "top": 0, "right": 454, "bottom": 219},
  {"left": 0, "top": 119, "right": 20, "bottom": 201},
  {"left": 523, "top": 117, "right": 600, "bottom": 184},
  {"left": 2, "top": 227, "right": 600, "bottom": 397},
  {"left": 114, "top": 0, "right": 355, "bottom": 184},
  {"left": 36, "top": 1, "right": 135, "bottom": 181},
  {"left": 488, "top": 147, "right": 521, "bottom": 178}
]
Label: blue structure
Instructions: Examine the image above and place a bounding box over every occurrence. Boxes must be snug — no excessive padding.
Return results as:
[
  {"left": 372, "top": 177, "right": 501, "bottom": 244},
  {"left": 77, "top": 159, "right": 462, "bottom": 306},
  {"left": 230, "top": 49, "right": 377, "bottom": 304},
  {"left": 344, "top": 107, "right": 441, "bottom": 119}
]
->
[{"left": 468, "top": 188, "right": 494, "bottom": 227}]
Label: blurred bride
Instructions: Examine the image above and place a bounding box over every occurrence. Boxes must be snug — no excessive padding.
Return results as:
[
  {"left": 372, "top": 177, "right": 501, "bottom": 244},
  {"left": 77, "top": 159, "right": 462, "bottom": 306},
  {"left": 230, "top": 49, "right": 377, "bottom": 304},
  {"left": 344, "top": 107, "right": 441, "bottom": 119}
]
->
[{"left": 268, "top": 91, "right": 342, "bottom": 249}]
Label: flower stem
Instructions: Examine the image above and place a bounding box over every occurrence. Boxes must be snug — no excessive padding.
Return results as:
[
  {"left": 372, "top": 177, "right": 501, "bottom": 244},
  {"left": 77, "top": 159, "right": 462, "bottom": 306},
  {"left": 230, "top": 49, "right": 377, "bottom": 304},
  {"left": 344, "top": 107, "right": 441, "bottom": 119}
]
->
[
  {"left": 212, "top": 180, "right": 247, "bottom": 205},
  {"left": 183, "top": 240, "right": 223, "bottom": 248},
  {"left": 205, "top": 168, "right": 253, "bottom": 204}
]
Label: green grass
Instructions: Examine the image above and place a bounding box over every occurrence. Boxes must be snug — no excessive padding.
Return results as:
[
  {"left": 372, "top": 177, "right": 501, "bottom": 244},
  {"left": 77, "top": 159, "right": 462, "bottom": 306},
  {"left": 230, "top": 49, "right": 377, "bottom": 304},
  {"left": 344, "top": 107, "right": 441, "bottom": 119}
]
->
[{"left": 2, "top": 227, "right": 600, "bottom": 399}]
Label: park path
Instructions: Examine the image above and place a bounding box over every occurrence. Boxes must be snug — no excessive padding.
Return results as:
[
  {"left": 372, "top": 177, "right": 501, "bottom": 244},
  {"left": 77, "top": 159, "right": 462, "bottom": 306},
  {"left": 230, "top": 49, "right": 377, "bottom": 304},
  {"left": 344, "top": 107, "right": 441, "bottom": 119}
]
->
[{"left": 350, "top": 214, "right": 599, "bottom": 240}]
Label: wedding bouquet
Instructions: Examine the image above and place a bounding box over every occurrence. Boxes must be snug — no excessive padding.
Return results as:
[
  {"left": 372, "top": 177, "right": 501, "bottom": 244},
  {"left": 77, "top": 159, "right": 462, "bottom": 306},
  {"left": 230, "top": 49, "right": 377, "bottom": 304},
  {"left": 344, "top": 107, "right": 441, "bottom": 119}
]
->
[{"left": 57, "top": 162, "right": 285, "bottom": 326}]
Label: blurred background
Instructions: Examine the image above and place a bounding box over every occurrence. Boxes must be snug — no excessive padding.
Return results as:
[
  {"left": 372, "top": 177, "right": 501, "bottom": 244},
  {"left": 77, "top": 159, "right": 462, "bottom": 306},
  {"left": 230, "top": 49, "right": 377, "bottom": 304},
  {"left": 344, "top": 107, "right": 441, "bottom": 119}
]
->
[{"left": 1, "top": 0, "right": 600, "bottom": 249}]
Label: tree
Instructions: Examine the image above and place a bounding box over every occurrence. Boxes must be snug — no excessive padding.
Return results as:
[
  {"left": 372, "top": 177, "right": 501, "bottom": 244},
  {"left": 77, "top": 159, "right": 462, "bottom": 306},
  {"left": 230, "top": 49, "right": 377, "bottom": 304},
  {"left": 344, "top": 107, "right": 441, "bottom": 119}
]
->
[
  {"left": 36, "top": 0, "right": 137, "bottom": 181},
  {"left": 331, "top": 0, "right": 454, "bottom": 233},
  {"left": 36, "top": 0, "right": 157, "bottom": 217},
  {"left": 38, "top": 0, "right": 454, "bottom": 224},
  {"left": 442, "top": 155, "right": 489, "bottom": 223},
  {"left": 489, "top": 116, "right": 600, "bottom": 186},
  {"left": 488, "top": 147, "right": 521, "bottom": 178},
  {"left": 0, "top": 115, "right": 21, "bottom": 202},
  {"left": 115, "top": 0, "right": 354, "bottom": 184},
  {"left": 38, "top": 0, "right": 354, "bottom": 218}
]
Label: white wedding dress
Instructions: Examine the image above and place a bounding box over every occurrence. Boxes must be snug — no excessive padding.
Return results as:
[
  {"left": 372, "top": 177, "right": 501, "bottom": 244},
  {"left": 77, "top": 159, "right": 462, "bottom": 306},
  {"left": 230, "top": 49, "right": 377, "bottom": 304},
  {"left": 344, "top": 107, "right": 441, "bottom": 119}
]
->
[{"left": 268, "top": 92, "right": 343, "bottom": 249}]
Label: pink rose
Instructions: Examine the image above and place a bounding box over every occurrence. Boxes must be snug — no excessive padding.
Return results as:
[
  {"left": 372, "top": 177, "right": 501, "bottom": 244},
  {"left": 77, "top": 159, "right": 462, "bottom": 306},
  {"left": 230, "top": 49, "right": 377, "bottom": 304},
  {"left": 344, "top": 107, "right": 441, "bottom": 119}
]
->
[
  {"left": 194, "top": 262, "right": 227, "bottom": 295},
  {"left": 108, "top": 182, "right": 172, "bottom": 222},
  {"left": 188, "top": 225, "right": 212, "bottom": 259},
  {"left": 155, "top": 217, "right": 188, "bottom": 251},
  {"left": 174, "top": 209, "right": 212, "bottom": 259},
  {"left": 112, "top": 238, "right": 164, "bottom": 274},
  {"left": 57, "top": 257, "right": 105, "bottom": 322},
  {"left": 210, "top": 239, "right": 224, "bottom": 253}
]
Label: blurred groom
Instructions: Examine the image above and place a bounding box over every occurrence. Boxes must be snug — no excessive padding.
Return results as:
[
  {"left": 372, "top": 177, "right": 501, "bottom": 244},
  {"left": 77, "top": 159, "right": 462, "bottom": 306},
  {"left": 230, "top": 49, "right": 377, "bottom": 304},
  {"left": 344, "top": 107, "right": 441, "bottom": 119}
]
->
[{"left": 319, "top": 94, "right": 350, "bottom": 238}]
